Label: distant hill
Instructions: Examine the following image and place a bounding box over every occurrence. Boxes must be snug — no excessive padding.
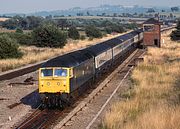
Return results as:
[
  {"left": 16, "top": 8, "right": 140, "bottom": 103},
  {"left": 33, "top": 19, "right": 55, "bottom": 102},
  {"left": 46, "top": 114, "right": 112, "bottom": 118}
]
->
[{"left": 1, "top": 5, "right": 179, "bottom": 17}]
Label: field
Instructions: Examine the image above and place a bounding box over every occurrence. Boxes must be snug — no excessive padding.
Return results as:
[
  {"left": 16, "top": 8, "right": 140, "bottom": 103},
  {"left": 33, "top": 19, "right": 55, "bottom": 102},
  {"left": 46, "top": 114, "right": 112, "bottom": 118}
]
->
[
  {"left": 102, "top": 32, "right": 180, "bottom": 129},
  {"left": 0, "top": 18, "right": 10, "bottom": 22},
  {"left": 0, "top": 32, "right": 129, "bottom": 72}
]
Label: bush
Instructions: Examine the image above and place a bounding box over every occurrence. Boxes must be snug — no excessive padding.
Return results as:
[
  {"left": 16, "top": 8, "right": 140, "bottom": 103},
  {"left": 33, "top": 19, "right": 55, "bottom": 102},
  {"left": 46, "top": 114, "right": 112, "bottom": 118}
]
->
[
  {"left": 8, "top": 32, "right": 33, "bottom": 45},
  {"left": 85, "top": 25, "right": 102, "bottom": 38},
  {"left": 88, "top": 37, "right": 94, "bottom": 41},
  {"left": 68, "top": 26, "right": 80, "bottom": 40},
  {"left": 0, "top": 34, "right": 23, "bottom": 59},
  {"left": 105, "top": 24, "right": 125, "bottom": 34},
  {"left": 32, "top": 23, "right": 67, "bottom": 48},
  {"left": 16, "top": 28, "right": 23, "bottom": 33},
  {"left": 80, "top": 35, "right": 86, "bottom": 40}
]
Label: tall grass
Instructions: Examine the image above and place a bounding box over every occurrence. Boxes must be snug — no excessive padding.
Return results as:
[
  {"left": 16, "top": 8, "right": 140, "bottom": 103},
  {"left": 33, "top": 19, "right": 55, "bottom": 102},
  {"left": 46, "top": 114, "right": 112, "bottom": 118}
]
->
[
  {"left": 0, "top": 32, "right": 128, "bottom": 72},
  {"left": 102, "top": 34, "right": 180, "bottom": 129}
]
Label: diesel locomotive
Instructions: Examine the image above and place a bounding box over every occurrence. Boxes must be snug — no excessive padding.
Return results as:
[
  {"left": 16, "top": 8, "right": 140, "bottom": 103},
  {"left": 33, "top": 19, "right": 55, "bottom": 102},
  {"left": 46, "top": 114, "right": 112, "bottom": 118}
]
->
[{"left": 38, "top": 29, "right": 143, "bottom": 107}]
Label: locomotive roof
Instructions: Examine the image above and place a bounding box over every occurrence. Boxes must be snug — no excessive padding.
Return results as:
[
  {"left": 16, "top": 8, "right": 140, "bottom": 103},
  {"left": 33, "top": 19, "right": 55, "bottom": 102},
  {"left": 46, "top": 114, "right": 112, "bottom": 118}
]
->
[
  {"left": 83, "top": 43, "right": 111, "bottom": 56},
  {"left": 42, "top": 50, "right": 92, "bottom": 68}
]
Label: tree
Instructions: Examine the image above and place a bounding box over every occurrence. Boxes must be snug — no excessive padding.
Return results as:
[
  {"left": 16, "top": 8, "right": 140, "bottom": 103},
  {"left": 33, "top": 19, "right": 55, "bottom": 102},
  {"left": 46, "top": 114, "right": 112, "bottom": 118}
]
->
[
  {"left": 68, "top": 26, "right": 80, "bottom": 40},
  {"left": 85, "top": 25, "right": 102, "bottom": 38},
  {"left": 26, "top": 16, "right": 44, "bottom": 30},
  {"left": 87, "top": 11, "right": 90, "bottom": 16},
  {"left": 1, "top": 16, "right": 44, "bottom": 30},
  {"left": 2, "top": 18, "right": 18, "bottom": 29},
  {"left": 105, "top": 24, "right": 125, "bottom": 34},
  {"left": 32, "top": 23, "right": 67, "bottom": 48},
  {"left": 0, "top": 34, "right": 23, "bottom": 59},
  {"left": 171, "top": 7, "right": 179, "bottom": 12},
  {"left": 56, "top": 19, "right": 68, "bottom": 30},
  {"left": 147, "top": 8, "right": 155, "bottom": 13},
  {"left": 171, "top": 20, "right": 180, "bottom": 41}
]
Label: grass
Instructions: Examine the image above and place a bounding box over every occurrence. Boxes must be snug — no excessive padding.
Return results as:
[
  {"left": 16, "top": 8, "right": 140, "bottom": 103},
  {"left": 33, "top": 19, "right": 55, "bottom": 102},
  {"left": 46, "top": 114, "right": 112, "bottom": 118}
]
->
[
  {"left": 0, "top": 32, "right": 129, "bottom": 72},
  {"left": 101, "top": 31, "right": 180, "bottom": 129}
]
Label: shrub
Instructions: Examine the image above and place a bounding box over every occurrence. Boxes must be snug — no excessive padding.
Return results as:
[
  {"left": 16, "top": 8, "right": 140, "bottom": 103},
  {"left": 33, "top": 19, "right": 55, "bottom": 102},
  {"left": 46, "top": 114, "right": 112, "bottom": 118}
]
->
[
  {"left": 68, "top": 26, "right": 80, "bottom": 40},
  {"left": 16, "top": 28, "right": 23, "bottom": 33},
  {"left": 105, "top": 24, "right": 125, "bottom": 34},
  {"left": 85, "top": 25, "right": 102, "bottom": 38},
  {"left": 80, "top": 35, "right": 86, "bottom": 40},
  {"left": 0, "top": 34, "right": 23, "bottom": 59},
  {"left": 32, "top": 23, "right": 67, "bottom": 48},
  {"left": 88, "top": 37, "right": 94, "bottom": 41},
  {"left": 9, "top": 32, "right": 33, "bottom": 45}
]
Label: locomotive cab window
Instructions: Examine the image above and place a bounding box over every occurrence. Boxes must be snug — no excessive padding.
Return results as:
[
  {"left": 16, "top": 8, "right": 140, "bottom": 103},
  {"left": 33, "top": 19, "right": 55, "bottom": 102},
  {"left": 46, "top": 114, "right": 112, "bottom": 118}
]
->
[
  {"left": 54, "top": 69, "right": 67, "bottom": 77},
  {"left": 41, "top": 69, "right": 53, "bottom": 77}
]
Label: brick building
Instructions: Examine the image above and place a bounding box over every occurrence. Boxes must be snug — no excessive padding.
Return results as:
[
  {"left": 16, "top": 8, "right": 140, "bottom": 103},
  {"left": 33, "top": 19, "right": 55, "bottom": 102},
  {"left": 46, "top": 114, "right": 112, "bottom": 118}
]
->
[{"left": 143, "top": 18, "right": 161, "bottom": 47}]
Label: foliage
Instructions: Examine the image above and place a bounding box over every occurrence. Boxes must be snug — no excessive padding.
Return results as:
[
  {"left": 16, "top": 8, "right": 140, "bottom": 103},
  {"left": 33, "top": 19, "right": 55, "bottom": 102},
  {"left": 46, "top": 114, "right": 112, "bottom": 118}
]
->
[
  {"left": 80, "top": 35, "right": 86, "bottom": 40},
  {"left": 32, "top": 23, "right": 67, "bottom": 48},
  {"left": 147, "top": 8, "right": 155, "bottom": 13},
  {"left": 85, "top": 25, "right": 102, "bottom": 38},
  {"left": 0, "top": 32, "right": 33, "bottom": 45},
  {"left": 56, "top": 19, "right": 69, "bottom": 30},
  {"left": 171, "top": 7, "right": 179, "bottom": 12},
  {"left": 171, "top": 20, "right": 180, "bottom": 41},
  {"left": 68, "top": 26, "right": 80, "bottom": 40},
  {"left": 0, "top": 34, "right": 23, "bottom": 59},
  {"left": 16, "top": 28, "right": 23, "bottom": 33},
  {"left": 88, "top": 37, "right": 94, "bottom": 41},
  {"left": 105, "top": 24, "right": 124, "bottom": 34},
  {"left": 2, "top": 15, "right": 44, "bottom": 30},
  {"left": 13, "top": 33, "right": 33, "bottom": 45},
  {"left": 125, "top": 23, "right": 138, "bottom": 30}
]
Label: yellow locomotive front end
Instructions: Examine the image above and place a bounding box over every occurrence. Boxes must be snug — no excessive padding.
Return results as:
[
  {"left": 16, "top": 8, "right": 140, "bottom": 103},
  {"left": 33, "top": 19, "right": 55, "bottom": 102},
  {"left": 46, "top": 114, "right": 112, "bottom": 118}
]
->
[{"left": 39, "top": 67, "right": 72, "bottom": 94}]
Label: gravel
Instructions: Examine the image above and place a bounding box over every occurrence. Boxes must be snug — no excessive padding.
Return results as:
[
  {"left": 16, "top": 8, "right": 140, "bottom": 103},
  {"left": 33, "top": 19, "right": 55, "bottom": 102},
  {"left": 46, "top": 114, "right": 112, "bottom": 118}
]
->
[{"left": 0, "top": 71, "right": 40, "bottom": 129}]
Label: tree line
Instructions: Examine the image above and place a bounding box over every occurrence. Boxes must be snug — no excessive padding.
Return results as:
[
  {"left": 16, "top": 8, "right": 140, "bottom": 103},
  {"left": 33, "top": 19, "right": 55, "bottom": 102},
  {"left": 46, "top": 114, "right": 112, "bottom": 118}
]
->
[{"left": 0, "top": 16, "right": 138, "bottom": 59}]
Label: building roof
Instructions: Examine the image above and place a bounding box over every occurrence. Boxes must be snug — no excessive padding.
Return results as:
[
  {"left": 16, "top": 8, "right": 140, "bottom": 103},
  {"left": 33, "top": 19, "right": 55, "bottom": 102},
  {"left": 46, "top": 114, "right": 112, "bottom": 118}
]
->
[{"left": 143, "top": 18, "right": 160, "bottom": 25}]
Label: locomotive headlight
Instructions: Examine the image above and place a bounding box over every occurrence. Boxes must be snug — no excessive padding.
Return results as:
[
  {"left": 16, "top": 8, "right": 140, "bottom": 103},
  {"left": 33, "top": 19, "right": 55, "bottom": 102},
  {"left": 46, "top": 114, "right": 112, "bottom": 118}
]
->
[
  {"left": 47, "top": 82, "right": 50, "bottom": 86},
  {"left": 57, "top": 82, "right": 60, "bottom": 86}
]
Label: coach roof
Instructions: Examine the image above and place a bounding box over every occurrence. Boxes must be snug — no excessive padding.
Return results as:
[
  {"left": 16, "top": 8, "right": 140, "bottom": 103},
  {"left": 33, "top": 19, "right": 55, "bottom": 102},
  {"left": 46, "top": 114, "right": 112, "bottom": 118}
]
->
[
  {"left": 101, "top": 38, "right": 122, "bottom": 48},
  {"left": 83, "top": 43, "right": 111, "bottom": 56}
]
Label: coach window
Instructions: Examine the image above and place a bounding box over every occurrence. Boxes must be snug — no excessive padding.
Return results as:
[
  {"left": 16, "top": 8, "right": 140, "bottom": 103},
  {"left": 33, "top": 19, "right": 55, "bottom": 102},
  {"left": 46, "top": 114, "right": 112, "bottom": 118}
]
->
[{"left": 54, "top": 69, "right": 67, "bottom": 77}]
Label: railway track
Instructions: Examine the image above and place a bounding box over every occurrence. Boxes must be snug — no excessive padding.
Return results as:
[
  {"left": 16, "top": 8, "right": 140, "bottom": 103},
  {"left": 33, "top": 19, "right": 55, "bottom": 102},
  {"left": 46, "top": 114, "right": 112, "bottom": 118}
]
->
[{"left": 14, "top": 108, "right": 63, "bottom": 129}]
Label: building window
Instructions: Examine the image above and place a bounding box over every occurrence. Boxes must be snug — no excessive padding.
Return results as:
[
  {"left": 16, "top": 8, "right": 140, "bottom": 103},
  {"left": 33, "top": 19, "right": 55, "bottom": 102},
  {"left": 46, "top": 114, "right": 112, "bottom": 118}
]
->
[{"left": 144, "top": 25, "right": 154, "bottom": 32}]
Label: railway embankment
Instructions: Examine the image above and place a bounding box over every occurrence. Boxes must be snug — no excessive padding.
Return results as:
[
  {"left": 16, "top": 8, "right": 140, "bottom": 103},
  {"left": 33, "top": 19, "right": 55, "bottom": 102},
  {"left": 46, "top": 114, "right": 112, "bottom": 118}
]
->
[{"left": 102, "top": 33, "right": 180, "bottom": 129}]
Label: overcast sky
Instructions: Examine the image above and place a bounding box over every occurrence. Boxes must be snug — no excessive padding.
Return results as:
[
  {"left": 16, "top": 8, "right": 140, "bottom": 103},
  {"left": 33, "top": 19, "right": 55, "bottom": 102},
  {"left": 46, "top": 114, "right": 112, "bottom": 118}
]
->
[{"left": 0, "top": 0, "right": 179, "bottom": 14}]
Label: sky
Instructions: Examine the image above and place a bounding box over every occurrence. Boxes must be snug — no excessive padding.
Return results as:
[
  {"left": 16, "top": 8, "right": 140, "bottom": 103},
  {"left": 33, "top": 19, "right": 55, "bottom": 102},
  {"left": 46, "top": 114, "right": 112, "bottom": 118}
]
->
[{"left": 0, "top": 0, "right": 179, "bottom": 14}]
